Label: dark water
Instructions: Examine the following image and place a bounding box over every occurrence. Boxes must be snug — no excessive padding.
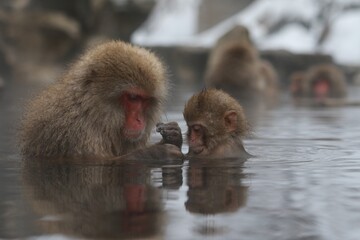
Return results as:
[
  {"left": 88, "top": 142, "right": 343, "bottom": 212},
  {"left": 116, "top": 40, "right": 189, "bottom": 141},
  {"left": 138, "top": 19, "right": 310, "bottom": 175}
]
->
[{"left": 1, "top": 81, "right": 360, "bottom": 240}]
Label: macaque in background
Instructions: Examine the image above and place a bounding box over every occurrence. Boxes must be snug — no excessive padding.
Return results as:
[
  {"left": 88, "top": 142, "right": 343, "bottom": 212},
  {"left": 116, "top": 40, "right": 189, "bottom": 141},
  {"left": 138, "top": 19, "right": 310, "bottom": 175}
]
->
[
  {"left": 183, "top": 89, "right": 250, "bottom": 158},
  {"left": 20, "top": 41, "right": 182, "bottom": 160},
  {"left": 204, "top": 25, "right": 279, "bottom": 103},
  {"left": 212, "top": 25, "right": 253, "bottom": 48},
  {"left": 304, "top": 64, "right": 347, "bottom": 99},
  {"left": 290, "top": 64, "right": 347, "bottom": 105}
]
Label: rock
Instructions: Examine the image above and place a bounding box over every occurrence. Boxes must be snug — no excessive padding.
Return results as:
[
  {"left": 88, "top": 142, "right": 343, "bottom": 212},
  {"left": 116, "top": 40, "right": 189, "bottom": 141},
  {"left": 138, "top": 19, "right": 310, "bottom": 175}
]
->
[{"left": 260, "top": 50, "right": 334, "bottom": 86}]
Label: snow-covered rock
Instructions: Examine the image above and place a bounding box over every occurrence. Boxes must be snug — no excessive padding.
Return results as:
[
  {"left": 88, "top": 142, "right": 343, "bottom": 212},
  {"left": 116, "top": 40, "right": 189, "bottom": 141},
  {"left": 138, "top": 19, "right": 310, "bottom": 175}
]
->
[{"left": 132, "top": 0, "right": 360, "bottom": 65}]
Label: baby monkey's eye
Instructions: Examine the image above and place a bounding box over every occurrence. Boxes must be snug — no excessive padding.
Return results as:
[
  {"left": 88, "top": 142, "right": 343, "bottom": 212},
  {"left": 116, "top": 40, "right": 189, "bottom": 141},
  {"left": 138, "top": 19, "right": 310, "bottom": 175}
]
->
[
  {"left": 191, "top": 125, "right": 202, "bottom": 133},
  {"left": 193, "top": 125, "right": 200, "bottom": 131}
]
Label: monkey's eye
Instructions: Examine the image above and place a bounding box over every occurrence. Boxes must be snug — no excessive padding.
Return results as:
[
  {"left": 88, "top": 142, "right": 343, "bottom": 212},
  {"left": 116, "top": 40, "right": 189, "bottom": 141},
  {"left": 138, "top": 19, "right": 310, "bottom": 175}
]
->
[
  {"left": 192, "top": 125, "right": 202, "bottom": 133},
  {"left": 127, "top": 93, "right": 141, "bottom": 102},
  {"left": 193, "top": 125, "right": 200, "bottom": 131}
]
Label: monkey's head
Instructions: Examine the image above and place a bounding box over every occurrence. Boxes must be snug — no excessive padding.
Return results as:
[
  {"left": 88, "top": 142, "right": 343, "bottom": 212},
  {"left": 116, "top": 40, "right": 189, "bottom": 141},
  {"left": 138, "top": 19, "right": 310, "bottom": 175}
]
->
[
  {"left": 65, "top": 41, "right": 168, "bottom": 142},
  {"left": 304, "top": 64, "right": 347, "bottom": 100},
  {"left": 183, "top": 89, "right": 248, "bottom": 157},
  {"left": 217, "top": 25, "right": 252, "bottom": 47}
]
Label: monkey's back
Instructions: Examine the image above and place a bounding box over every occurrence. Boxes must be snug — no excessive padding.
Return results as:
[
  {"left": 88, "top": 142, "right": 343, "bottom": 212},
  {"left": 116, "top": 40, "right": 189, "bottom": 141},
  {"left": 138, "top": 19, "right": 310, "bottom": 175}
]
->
[
  {"left": 20, "top": 82, "right": 114, "bottom": 158},
  {"left": 20, "top": 79, "right": 137, "bottom": 159}
]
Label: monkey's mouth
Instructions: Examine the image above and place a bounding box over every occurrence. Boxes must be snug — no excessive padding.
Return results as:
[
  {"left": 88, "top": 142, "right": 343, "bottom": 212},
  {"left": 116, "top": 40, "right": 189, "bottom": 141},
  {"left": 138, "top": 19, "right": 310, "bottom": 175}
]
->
[
  {"left": 189, "top": 145, "right": 205, "bottom": 155},
  {"left": 124, "top": 129, "right": 144, "bottom": 141}
]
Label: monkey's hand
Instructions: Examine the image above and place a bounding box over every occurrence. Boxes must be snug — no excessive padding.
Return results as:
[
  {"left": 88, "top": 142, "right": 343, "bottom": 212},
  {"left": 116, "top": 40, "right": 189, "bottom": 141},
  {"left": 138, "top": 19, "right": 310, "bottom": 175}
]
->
[
  {"left": 110, "top": 144, "right": 184, "bottom": 164},
  {"left": 156, "top": 122, "right": 183, "bottom": 149}
]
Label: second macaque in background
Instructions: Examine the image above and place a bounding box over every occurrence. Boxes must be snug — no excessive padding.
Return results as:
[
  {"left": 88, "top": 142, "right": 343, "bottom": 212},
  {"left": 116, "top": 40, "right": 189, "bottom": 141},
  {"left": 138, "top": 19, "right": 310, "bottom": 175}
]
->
[
  {"left": 290, "top": 63, "right": 347, "bottom": 106},
  {"left": 204, "top": 25, "right": 279, "bottom": 106}
]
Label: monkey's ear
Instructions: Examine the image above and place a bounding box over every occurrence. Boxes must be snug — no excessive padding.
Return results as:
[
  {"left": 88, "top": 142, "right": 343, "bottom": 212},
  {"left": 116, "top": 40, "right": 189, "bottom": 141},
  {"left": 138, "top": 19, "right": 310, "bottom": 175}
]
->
[{"left": 224, "top": 110, "right": 238, "bottom": 132}]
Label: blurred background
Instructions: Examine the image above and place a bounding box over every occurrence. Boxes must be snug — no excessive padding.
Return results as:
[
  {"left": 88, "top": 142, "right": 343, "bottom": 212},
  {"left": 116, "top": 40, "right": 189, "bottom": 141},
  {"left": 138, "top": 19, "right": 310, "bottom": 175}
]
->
[{"left": 1, "top": 0, "right": 360, "bottom": 87}]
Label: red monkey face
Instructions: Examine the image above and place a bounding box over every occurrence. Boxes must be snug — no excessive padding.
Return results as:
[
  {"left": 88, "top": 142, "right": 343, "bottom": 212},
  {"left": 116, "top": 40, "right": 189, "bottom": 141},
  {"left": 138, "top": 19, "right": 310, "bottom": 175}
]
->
[
  {"left": 313, "top": 79, "right": 330, "bottom": 99},
  {"left": 187, "top": 123, "right": 208, "bottom": 156},
  {"left": 121, "top": 88, "right": 152, "bottom": 141}
]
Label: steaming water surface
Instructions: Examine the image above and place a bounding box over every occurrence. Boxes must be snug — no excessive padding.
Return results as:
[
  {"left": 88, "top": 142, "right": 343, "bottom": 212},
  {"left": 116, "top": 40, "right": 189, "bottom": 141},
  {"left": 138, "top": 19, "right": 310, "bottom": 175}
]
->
[{"left": 1, "top": 81, "right": 360, "bottom": 240}]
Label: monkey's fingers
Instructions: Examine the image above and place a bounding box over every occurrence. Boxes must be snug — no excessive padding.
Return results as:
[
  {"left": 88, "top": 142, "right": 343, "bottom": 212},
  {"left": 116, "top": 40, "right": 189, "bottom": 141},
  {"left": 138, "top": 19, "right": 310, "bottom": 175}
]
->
[
  {"left": 164, "top": 144, "right": 184, "bottom": 160},
  {"left": 156, "top": 122, "right": 181, "bottom": 133},
  {"left": 156, "top": 122, "right": 164, "bottom": 131},
  {"left": 161, "top": 130, "right": 183, "bottom": 149},
  {"left": 160, "top": 129, "right": 181, "bottom": 139},
  {"left": 163, "top": 122, "right": 180, "bottom": 127},
  {"left": 163, "top": 131, "right": 181, "bottom": 141}
]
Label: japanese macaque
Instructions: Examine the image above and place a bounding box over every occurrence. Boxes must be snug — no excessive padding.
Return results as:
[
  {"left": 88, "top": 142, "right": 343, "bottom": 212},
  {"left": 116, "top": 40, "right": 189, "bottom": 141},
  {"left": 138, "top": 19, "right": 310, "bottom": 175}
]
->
[
  {"left": 183, "top": 89, "right": 250, "bottom": 158},
  {"left": 204, "top": 25, "right": 278, "bottom": 102},
  {"left": 290, "top": 64, "right": 347, "bottom": 106},
  {"left": 20, "top": 41, "right": 183, "bottom": 161},
  {"left": 214, "top": 24, "right": 252, "bottom": 47}
]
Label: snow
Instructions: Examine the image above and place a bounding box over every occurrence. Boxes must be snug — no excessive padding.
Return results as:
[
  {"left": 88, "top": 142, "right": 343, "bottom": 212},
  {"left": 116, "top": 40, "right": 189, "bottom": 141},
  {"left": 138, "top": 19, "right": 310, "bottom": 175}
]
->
[
  {"left": 258, "top": 24, "right": 315, "bottom": 53},
  {"left": 235, "top": 0, "right": 318, "bottom": 38},
  {"left": 131, "top": 0, "right": 360, "bottom": 65},
  {"left": 132, "top": 0, "right": 201, "bottom": 46},
  {"left": 322, "top": 11, "right": 360, "bottom": 65}
]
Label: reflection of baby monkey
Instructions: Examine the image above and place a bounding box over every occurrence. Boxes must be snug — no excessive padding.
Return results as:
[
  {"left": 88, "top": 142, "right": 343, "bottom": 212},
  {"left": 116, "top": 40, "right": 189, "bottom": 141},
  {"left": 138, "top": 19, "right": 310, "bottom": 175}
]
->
[
  {"left": 183, "top": 89, "right": 250, "bottom": 158},
  {"left": 185, "top": 159, "right": 248, "bottom": 215}
]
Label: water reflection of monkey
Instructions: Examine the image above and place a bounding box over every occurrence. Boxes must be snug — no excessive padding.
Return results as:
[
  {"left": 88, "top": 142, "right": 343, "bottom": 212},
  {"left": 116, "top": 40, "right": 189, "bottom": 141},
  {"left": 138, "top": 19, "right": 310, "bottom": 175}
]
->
[
  {"left": 185, "top": 158, "right": 248, "bottom": 215},
  {"left": 22, "top": 160, "right": 182, "bottom": 239}
]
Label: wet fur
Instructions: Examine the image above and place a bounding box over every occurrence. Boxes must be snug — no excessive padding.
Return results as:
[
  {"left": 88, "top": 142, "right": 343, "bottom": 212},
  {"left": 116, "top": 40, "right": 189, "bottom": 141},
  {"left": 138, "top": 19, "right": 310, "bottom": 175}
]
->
[{"left": 20, "top": 41, "right": 168, "bottom": 158}]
